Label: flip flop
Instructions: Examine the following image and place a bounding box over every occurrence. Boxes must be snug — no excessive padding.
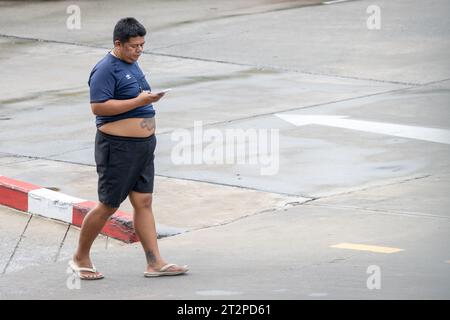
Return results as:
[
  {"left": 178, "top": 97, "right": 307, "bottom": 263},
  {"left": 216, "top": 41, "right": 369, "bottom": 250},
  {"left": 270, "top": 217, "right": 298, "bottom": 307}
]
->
[
  {"left": 144, "top": 263, "right": 189, "bottom": 277},
  {"left": 69, "top": 260, "right": 104, "bottom": 280}
]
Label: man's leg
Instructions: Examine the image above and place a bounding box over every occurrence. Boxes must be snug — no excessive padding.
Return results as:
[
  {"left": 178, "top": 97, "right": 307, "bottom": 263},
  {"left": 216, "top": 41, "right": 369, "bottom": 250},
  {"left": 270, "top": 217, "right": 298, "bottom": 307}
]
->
[
  {"left": 129, "top": 190, "right": 187, "bottom": 273},
  {"left": 73, "top": 202, "right": 117, "bottom": 278}
]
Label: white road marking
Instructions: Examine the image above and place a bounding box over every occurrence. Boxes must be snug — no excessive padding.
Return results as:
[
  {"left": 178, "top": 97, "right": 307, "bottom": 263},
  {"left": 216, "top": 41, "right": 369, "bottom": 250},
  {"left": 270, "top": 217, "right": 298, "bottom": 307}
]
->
[
  {"left": 275, "top": 114, "right": 450, "bottom": 145},
  {"left": 331, "top": 242, "right": 404, "bottom": 253}
]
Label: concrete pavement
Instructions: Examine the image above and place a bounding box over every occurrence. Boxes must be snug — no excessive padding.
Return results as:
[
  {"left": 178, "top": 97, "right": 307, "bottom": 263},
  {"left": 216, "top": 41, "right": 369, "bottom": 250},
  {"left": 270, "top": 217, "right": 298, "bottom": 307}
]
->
[
  {"left": 0, "top": 0, "right": 449, "bottom": 299},
  {"left": 1, "top": 171, "right": 449, "bottom": 299}
]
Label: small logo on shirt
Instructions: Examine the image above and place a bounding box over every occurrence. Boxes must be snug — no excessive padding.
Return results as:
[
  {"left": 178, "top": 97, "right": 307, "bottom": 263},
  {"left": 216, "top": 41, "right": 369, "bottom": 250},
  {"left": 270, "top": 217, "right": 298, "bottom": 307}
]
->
[{"left": 125, "top": 74, "right": 131, "bottom": 80}]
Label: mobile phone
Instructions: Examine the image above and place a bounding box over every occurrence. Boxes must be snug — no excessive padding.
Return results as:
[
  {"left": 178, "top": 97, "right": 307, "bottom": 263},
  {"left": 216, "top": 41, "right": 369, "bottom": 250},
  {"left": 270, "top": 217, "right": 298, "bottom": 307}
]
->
[{"left": 158, "top": 88, "right": 172, "bottom": 94}]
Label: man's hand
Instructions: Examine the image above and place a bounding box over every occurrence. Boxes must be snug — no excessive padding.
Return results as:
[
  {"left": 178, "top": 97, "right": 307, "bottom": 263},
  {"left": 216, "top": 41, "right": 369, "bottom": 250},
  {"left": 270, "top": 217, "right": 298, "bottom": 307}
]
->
[{"left": 137, "top": 91, "right": 165, "bottom": 106}]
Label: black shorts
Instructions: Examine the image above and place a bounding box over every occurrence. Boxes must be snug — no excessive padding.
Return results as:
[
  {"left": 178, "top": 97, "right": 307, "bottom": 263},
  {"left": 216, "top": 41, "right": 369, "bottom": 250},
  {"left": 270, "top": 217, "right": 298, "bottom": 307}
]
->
[{"left": 95, "top": 130, "right": 157, "bottom": 208}]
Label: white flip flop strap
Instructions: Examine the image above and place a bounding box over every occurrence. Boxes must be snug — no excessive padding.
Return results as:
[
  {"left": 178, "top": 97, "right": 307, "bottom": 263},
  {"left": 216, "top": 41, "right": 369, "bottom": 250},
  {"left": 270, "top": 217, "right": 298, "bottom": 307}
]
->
[
  {"left": 160, "top": 263, "right": 176, "bottom": 272},
  {"left": 77, "top": 266, "right": 97, "bottom": 273}
]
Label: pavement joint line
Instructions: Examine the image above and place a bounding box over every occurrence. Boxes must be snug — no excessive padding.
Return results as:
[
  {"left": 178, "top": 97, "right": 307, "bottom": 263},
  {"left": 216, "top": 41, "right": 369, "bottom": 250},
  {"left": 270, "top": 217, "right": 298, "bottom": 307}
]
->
[
  {"left": 0, "top": 33, "right": 424, "bottom": 87},
  {"left": 186, "top": 198, "right": 315, "bottom": 234},
  {"left": 0, "top": 86, "right": 87, "bottom": 105},
  {"left": 190, "top": 207, "right": 280, "bottom": 233},
  {"left": 53, "top": 224, "right": 71, "bottom": 263},
  {"left": 0, "top": 152, "right": 95, "bottom": 167},
  {"left": 290, "top": 173, "right": 443, "bottom": 210},
  {"left": 146, "top": 51, "right": 423, "bottom": 87},
  {"left": 305, "top": 203, "right": 450, "bottom": 220},
  {"left": 157, "top": 173, "right": 437, "bottom": 207},
  {"left": 0, "top": 158, "right": 38, "bottom": 167},
  {"left": 147, "top": 50, "right": 422, "bottom": 87},
  {"left": 149, "top": 1, "right": 331, "bottom": 33},
  {"left": 421, "top": 77, "right": 450, "bottom": 87},
  {"left": 39, "top": 145, "right": 94, "bottom": 160},
  {"left": 187, "top": 195, "right": 320, "bottom": 233},
  {"left": 330, "top": 242, "right": 404, "bottom": 254},
  {"left": 1, "top": 214, "right": 33, "bottom": 275},
  {"left": 308, "top": 174, "right": 433, "bottom": 201},
  {"left": 150, "top": 30, "right": 250, "bottom": 51},
  {"left": 156, "top": 173, "right": 315, "bottom": 199},
  {"left": 0, "top": 145, "right": 94, "bottom": 167}
]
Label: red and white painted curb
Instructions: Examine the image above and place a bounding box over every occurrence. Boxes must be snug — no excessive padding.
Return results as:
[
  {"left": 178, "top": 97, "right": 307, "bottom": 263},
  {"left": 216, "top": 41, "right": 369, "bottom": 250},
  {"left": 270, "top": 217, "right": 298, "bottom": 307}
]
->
[{"left": 0, "top": 175, "right": 138, "bottom": 243}]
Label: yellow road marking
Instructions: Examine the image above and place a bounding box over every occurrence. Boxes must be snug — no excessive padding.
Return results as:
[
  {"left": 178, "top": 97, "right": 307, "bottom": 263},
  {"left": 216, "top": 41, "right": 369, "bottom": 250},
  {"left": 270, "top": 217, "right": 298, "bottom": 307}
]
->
[{"left": 331, "top": 243, "right": 404, "bottom": 254}]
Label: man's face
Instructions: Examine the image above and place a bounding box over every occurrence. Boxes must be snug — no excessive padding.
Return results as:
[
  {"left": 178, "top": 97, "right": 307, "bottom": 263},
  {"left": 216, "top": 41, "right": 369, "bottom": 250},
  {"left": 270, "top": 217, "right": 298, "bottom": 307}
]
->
[{"left": 115, "top": 36, "right": 145, "bottom": 63}]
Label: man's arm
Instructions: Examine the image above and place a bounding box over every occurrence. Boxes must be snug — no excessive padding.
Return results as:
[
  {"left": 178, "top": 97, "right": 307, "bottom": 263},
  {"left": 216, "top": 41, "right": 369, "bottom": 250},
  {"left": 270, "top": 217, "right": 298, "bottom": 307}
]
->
[{"left": 91, "top": 91, "right": 164, "bottom": 116}]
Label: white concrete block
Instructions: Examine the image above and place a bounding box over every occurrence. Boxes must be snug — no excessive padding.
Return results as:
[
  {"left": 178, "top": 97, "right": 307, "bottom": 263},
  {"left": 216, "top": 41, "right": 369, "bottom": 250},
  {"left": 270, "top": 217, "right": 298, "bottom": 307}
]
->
[{"left": 28, "top": 188, "right": 85, "bottom": 223}]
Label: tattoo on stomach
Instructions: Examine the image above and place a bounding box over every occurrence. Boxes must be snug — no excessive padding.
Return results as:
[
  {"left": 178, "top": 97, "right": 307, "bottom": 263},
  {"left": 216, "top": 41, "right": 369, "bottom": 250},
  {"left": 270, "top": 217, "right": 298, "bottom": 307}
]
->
[{"left": 140, "top": 118, "right": 154, "bottom": 131}]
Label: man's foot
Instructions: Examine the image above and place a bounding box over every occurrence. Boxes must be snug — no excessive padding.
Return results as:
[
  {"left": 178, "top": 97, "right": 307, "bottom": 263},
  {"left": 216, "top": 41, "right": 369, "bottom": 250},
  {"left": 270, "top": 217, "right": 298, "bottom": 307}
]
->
[
  {"left": 70, "top": 255, "right": 104, "bottom": 280},
  {"left": 144, "top": 261, "right": 189, "bottom": 277}
]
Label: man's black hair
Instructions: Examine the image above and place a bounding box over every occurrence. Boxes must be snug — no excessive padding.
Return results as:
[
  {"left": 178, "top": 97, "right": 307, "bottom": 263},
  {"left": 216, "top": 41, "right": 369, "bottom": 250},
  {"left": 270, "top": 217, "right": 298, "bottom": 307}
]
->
[{"left": 113, "top": 17, "right": 146, "bottom": 44}]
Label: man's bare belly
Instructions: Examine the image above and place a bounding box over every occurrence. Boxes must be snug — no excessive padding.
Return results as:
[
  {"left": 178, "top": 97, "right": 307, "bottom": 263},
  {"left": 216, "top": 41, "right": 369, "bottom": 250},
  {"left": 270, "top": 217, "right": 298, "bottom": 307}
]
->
[{"left": 98, "top": 117, "right": 155, "bottom": 137}]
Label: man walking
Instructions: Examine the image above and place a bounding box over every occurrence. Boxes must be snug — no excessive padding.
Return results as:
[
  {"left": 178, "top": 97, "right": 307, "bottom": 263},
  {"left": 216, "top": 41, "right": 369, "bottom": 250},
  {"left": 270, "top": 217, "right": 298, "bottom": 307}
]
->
[{"left": 70, "top": 17, "right": 188, "bottom": 280}]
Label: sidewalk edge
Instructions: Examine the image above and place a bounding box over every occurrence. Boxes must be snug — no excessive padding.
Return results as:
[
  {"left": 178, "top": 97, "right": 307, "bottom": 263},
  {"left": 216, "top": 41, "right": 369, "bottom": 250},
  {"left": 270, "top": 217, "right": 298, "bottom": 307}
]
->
[{"left": 0, "top": 176, "right": 138, "bottom": 243}]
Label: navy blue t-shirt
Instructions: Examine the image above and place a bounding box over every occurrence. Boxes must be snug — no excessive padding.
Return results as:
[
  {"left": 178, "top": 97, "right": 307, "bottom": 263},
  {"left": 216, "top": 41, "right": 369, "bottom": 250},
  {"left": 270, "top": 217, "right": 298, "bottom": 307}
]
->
[{"left": 88, "top": 52, "right": 155, "bottom": 128}]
